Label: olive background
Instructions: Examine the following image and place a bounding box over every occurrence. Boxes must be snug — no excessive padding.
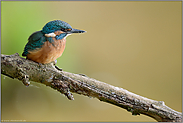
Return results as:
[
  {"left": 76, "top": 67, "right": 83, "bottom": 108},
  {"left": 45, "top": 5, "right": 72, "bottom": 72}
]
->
[{"left": 1, "top": 1, "right": 181, "bottom": 122}]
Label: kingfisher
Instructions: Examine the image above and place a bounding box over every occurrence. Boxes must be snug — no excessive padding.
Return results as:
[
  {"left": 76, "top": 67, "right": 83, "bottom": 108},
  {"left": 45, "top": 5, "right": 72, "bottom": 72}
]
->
[{"left": 22, "top": 20, "right": 86, "bottom": 64}]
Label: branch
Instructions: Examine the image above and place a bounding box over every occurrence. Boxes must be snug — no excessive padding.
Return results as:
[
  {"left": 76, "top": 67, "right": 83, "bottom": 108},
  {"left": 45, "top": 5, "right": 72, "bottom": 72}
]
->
[{"left": 1, "top": 53, "right": 182, "bottom": 122}]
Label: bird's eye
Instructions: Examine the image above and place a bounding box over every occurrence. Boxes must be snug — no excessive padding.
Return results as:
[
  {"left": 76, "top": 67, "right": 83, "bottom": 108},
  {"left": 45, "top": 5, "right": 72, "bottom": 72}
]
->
[{"left": 61, "top": 28, "right": 65, "bottom": 31}]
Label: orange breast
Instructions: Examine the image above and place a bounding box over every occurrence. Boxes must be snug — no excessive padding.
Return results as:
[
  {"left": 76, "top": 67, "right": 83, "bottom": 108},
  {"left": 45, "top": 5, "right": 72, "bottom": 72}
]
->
[{"left": 27, "top": 38, "right": 66, "bottom": 64}]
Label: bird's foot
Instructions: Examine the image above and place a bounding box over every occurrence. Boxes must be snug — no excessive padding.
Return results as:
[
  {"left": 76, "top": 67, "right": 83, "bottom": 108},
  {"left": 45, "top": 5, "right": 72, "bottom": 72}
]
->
[
  {"left": 54, "top": 59, "right": 57, "bottom": 65},
  {"left": 52, "top": 60, "right": 62, "bottom": 71},
  {"left": 55, "top": 66, "right": 62, "bottom": 71}
]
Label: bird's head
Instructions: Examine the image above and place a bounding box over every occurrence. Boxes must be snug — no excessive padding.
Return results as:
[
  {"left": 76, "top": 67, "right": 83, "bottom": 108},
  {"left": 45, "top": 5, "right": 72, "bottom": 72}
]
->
[{"left": 42, "top": 20, "right": 86, "bottom": 39}]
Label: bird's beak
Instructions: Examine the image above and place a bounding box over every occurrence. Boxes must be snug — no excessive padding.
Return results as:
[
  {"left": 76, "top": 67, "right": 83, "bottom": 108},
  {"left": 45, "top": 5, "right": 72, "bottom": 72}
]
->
[{"left": 67, "top": 28, "right": 86, "bottom": 34}]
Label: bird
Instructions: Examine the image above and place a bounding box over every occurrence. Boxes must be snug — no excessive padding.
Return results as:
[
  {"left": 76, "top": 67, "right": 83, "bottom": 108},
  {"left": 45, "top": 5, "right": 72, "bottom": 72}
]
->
[{"left": 22, "top": 20, "right": 86, "bottom": 64}]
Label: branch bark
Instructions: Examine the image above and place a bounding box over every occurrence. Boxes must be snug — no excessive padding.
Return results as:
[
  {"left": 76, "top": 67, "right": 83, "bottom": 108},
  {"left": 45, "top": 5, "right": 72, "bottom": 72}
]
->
[{"left": 1, "top": 53, "right": 182, "bottom": 122}]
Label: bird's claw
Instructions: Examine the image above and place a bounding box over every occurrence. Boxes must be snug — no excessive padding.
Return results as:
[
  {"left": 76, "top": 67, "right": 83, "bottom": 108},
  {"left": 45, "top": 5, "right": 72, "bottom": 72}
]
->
[{"left": 55, "top": 66, "right": 62, "bottom": 71}]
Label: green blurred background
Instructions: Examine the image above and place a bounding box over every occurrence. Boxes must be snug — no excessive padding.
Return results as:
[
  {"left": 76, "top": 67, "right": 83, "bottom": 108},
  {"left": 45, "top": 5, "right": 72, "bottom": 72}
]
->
[{"left": 1, "top": 1, "right": 182, "bottom": 122}]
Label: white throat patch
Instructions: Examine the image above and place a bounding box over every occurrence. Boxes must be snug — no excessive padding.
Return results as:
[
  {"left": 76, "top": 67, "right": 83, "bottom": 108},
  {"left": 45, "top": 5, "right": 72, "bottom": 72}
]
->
[{"left": 64, "top": 34, "right": 71, "bottom": 39}]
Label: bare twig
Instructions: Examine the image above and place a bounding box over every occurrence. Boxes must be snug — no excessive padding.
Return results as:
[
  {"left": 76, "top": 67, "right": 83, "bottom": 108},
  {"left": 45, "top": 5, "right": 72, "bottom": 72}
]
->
[{"left": 1, "top": 53, "right": 182, "bottom": 122}]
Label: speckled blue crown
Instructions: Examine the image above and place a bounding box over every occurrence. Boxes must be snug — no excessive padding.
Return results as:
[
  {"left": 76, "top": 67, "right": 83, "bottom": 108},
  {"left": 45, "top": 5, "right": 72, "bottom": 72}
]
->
[{"left": 42, "top": 20, "right": 72, "bottom": 34}]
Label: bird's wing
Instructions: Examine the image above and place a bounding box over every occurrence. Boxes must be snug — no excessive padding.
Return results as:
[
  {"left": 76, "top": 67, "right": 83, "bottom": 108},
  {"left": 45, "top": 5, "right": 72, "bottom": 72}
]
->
[{"left": 22, "top": 31, "right": 46, "bottom": 56}]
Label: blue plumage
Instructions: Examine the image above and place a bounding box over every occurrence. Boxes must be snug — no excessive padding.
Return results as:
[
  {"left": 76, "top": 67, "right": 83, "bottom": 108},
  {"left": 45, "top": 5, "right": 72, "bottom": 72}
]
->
[
  {"left": 22, "top": 20, "right": 86, "bottom": 64},
  {"left": 22, "top": 31, "right": 46, "bottom": 56},
  {"left": 42, "top": 20, "right": 72, "bottom": 34},
  {"left": 22, "top": 20, "right": 71, "bottom": 56}
]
